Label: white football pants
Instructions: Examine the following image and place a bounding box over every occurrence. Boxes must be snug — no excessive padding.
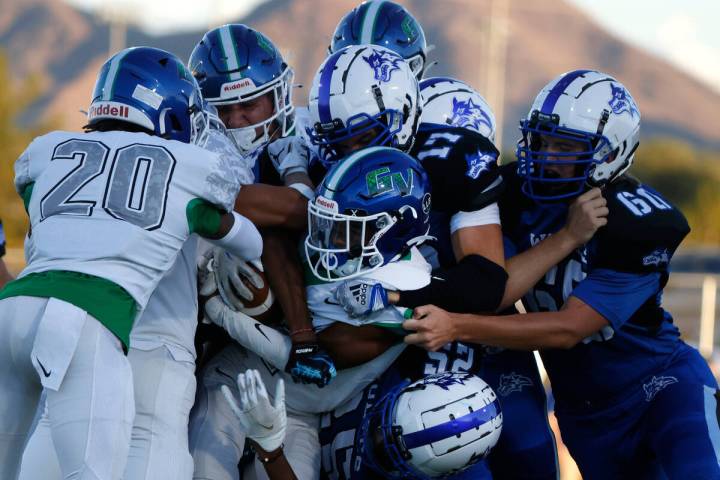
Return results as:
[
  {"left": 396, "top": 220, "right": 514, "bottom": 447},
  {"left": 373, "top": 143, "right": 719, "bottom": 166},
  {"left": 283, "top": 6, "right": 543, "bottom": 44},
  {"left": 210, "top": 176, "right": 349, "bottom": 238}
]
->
[
  {"left": 0, "top": 296, "right": 134, "bottom": 480},
  {"left": 19, "top": 345, "right": 196, "bottom": 480}
]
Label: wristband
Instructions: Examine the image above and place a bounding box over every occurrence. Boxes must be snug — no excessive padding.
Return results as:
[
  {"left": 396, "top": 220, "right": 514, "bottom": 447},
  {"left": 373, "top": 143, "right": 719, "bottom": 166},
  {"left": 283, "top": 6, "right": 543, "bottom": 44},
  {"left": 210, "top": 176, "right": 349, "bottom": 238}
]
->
[{"left": 288, "top": 182, "right": 315, "bottom": 201}]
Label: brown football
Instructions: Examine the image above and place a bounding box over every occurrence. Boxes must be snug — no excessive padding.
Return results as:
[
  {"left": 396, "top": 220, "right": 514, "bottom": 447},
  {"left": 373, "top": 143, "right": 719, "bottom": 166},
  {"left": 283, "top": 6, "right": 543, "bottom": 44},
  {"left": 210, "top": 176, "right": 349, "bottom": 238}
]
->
[{"left": 233, "top": 260, "right": 282, "bottom": 325}]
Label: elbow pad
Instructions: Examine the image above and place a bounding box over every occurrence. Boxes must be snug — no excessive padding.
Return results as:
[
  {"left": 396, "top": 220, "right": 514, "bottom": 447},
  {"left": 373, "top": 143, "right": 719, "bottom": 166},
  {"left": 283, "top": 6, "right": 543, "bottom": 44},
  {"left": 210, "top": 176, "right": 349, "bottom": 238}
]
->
[
  {"left": 210, "top": 211, "right": 263, "bottom": 260},
  {"left": 397, "top": 254, "right": 508, "bottom": 313}
]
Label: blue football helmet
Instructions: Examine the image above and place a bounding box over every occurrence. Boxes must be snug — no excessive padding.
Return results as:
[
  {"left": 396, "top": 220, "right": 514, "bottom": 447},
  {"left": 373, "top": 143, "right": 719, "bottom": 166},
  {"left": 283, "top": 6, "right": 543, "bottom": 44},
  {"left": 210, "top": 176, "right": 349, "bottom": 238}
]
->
[
  {"left": 330, "top": 0, "right": 428, "bottom": 79},
  {"left": 189, "top": 24, "right": 294, "bottom": 154},
  {"left": 517, "top": 69, "right": 641, "bottom": 202},
  {"left": 305, "top": 147, "right": 432, "bottom": 281},
  {"left": 88, "top": 47, "right": 206, "bottom": 144},
  {"left": 361, "top": 372, "right": 503, "bottom": 479}
]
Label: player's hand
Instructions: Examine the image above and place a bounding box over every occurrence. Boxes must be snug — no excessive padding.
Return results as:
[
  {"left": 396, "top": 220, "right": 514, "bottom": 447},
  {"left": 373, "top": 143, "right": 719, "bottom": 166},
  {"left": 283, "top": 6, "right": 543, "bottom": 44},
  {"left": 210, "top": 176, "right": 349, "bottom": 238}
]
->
[
  {"left": 212, "top": 248, "right": 265, "bottom": 311},
  {"left": 285, "top": 343, "right": 337, "bottom": 388},
  {"left": 267, "top": 136, "right": 311, "bottom": 180},
  {"left": 562, "top": 187, "right": 608, "bottom": 246},
  {"left": 221, "top": 369, "right": 287, "bottom": 452},
  {"left": 403, "top": 305, "right": 458, "bottom": 352},
  {"left": 197, "top": 248, "right": 218, "bottom": 298},
  {"left": 332, "top": 279, "right": 390, "bottom": 317}
]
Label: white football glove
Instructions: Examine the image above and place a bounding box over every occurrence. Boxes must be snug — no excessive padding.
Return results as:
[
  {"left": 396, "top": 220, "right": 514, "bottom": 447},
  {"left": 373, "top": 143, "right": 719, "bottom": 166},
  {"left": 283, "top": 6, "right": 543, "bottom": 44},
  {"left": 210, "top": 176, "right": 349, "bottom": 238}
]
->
[
  {"left": 221, "top": 369, "right": 287, "bottom": 452},
  {"left": 267, "top": 136, "right": 311, "bottom": 180},
  {"left": 210, "top": 248, "right": 265, "bottom": 311}
]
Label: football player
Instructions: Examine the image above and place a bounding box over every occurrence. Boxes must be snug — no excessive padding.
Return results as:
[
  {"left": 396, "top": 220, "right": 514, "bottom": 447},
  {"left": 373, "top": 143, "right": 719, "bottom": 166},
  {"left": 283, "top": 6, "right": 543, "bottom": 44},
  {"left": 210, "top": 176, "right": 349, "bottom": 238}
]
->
[
  {"left": 403, "top": 70, "right": 720, "bottom": 479},
  {"left": 188, "top": 24, "right": 335, "bottom": 387},
  {"left": 0, "top": 47, "right": 262, "bottom": 480},
  {"left": 195, "top": 147, "right": 436, "bottom": 479}
]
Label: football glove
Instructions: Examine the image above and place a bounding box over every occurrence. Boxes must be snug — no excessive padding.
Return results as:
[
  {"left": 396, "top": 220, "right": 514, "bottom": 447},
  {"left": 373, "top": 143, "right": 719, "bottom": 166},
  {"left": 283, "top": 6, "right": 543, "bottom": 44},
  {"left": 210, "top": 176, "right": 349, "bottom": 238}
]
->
[
  {"left": 211, "top": 248, "right": 265, "bottom": 311},
  {"left": 221, "top": 369, "right": 286, "bottom": 452},
  {"left": 332, "top": 279, "right": 390, "bottom": 317},
  {"left": 267, "top": 136, "right": 311, "bottom": 180},
  {"left": 285, "top": 343, "right": 337, "bottom": 388}
]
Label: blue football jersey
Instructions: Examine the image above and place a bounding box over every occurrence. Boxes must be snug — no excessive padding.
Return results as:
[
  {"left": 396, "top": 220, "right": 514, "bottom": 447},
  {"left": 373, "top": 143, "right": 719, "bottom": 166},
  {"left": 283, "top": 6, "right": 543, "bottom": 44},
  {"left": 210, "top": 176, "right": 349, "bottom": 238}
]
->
[
  {"left": 500, "top": 162, "right": 691, "bottom": 408},
  {"left": 410, "top": 123, "right": 504, "bottom": 267}
]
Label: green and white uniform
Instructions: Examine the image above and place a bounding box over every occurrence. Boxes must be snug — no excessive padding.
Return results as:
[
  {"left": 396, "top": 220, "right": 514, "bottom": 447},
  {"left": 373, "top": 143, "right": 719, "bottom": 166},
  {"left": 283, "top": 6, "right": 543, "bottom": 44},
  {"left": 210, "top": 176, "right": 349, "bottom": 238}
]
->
[{"left": 0, "top": 129, "right": 244, "bottom": 480}]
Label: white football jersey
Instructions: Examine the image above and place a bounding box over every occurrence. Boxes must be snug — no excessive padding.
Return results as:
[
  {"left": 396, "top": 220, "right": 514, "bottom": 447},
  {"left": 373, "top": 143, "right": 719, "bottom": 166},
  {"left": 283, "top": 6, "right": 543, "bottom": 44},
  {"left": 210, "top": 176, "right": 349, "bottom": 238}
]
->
[
  {"left": 131, "top": 127, "right": 253, "bottom": 359},
  {"left": 307, "top": 246, "right": 432, "bottom": 331},
  {"left": 15, "top": 129, "right": 240, "bottom": 310}
]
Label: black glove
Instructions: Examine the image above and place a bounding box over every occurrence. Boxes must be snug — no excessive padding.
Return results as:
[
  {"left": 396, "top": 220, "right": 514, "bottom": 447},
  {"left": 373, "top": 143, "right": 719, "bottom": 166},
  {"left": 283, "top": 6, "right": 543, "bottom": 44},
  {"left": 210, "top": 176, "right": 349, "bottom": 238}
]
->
[{"left": 285, "top": 343, "right": 337, "bottom": 388}]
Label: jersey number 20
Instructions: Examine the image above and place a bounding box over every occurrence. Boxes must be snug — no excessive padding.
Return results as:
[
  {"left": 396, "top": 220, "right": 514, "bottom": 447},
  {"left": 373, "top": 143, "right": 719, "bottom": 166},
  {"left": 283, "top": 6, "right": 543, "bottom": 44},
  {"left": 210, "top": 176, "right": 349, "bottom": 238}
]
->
[{"left": 40, "top": 139, "right": 176, "bottom": 230}]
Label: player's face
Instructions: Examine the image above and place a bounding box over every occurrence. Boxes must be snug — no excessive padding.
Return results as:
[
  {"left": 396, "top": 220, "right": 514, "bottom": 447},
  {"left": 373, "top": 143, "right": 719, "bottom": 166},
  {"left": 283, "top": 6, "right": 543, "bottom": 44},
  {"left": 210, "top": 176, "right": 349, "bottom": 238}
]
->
[
  {"left": 217, "top": 92, "right": 276, "bottom": 137},
  {"left": 538, "top": 134, "right": 586, "bottom": 178},
  {"left": 331, "top": 127, "right": 382, "bottom": 159}
]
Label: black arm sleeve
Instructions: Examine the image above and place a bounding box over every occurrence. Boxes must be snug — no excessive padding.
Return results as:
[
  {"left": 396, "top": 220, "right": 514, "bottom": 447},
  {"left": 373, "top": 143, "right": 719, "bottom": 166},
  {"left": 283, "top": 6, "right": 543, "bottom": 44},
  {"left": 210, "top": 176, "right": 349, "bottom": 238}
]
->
[{"left": 396, "top": 254, "right": 508, "bottom": 313}]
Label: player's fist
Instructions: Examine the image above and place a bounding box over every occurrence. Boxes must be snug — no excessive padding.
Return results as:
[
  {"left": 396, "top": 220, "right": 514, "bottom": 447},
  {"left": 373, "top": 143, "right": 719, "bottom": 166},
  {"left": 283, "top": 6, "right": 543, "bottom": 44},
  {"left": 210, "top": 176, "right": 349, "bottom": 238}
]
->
[
  {"left": 563, "top": 187, "right": 608, "bottom": 245},
  {"left": 267, "top": 136, "right": 311, "bottom": 180},
  {"left": 332, "top": 279, "right": 390, "bottom": 317},
  {"left": 285, "top": 343, "right": 337, "bottom": 388}
]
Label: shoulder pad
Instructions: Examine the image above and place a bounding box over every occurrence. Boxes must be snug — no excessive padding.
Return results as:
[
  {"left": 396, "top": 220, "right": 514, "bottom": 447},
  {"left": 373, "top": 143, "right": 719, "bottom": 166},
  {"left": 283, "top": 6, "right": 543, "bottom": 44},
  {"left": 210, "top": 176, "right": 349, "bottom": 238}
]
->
[
  {"left": 592, "top": 177, "right": 690, "bottom": 273},
  {"left": 411, "top": 125, "right": 504, "bottom": 213}
]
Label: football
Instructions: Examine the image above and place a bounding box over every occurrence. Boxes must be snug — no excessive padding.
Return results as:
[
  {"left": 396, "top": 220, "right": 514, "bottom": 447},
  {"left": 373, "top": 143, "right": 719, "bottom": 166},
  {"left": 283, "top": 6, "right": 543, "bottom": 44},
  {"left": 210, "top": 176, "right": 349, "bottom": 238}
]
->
[{"left": 233, "top": 259, "right": 281, "bottom": 325}]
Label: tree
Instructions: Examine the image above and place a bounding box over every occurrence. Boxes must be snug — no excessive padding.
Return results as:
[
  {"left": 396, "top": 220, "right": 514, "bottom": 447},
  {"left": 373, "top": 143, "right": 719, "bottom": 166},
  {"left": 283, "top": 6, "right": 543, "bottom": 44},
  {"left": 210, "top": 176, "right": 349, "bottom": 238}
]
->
[{"left": 0, "top": 50, "right": 56, "bottom": 249}]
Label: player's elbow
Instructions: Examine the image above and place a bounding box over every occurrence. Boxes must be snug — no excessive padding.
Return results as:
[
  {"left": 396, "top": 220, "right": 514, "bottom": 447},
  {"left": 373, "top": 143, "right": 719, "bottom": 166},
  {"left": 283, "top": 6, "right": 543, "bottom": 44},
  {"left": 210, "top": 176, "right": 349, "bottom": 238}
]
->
[{"left": 554, "top": 322, "right": 589, "bottom": 349}]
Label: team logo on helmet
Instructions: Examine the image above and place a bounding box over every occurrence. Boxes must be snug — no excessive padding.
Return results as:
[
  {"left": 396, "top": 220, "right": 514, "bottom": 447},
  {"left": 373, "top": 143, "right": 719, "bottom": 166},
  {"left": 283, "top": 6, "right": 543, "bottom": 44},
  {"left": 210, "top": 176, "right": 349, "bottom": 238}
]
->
[
  {"left": 608, "top": 83, "right": 639, "bottom": 118},
  {"left": 496, "top": 372, "right": 533, "bottom": 397},
  {"left": 450, "top": 97, "right": 493, "bottom": 133},
  {"left": 363, "top": 49, "right": 403, "bottom": 83},
  {"left": 418, "top": 371, "right": 474, "bottom": 391}
]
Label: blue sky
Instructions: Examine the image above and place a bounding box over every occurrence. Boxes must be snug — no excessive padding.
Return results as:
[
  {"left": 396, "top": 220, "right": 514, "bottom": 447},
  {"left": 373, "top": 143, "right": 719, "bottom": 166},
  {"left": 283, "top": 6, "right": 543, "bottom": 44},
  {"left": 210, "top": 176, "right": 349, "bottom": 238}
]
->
[{"left": 64, "top": 0, "right": 720, "bottom": 93}]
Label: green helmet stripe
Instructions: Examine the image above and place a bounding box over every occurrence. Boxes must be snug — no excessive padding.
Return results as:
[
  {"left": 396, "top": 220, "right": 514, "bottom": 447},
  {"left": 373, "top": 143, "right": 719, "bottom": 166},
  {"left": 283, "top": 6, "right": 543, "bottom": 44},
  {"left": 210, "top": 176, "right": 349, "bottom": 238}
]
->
[
  {"left": 324, "top": 146, "right": 386, "bottom": 199},
  {"left": 219, "top": 25, "right": 243, "bottom": 80},
  {"left": 102, "top": 48, "right": 131, "bottom": 101},
  {"left": 360, "top": 0, "right": 386, "bottom": 44}
]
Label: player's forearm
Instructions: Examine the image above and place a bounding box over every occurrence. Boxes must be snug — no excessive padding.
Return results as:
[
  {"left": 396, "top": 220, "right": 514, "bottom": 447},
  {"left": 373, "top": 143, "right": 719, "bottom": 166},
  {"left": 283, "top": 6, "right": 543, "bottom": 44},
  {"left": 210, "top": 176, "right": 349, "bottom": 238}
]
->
[
  {"left": 499, "top": 228, "right": 580, "bottom": 310},
  {"left": 252, "top": 443, "right": 299, "bottom": 480},
  {"left": 318, "top": 323, "right": 398, "bottom": 369},
  {"left": 453, "top": 310, "right": 581, "bottom": 350},
  {"left": 261, "top": 229, "right": 314, "bottom": 341},
  {"left": 234, "top": 184, "right": 307, "bottom": 230},
  {"left": 209, "top": 212, "right": 263, "bottom": 260}
]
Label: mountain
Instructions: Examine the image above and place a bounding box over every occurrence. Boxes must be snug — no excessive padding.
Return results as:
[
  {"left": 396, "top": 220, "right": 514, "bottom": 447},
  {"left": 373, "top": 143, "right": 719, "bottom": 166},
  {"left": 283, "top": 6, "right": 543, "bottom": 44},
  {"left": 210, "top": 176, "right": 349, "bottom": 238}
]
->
[{"left": 3, "top": 0, "right": 719, "bottom": 151}]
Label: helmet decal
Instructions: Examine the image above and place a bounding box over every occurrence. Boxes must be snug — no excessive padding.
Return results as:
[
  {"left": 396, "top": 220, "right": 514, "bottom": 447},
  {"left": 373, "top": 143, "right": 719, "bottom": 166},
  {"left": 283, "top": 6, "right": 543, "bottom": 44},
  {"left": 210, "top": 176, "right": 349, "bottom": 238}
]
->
[
  {"left": 608, "top": 83, "right": 639, "bottom": 118},
  {"left": 450, "top": 96, "right": 494, "bottom": 133},
  {"left": 363, "top": 49, "right": 403, "bottom": 83},
  {"left": 366, "top": 167, "right": 414, "bottom": 197}
]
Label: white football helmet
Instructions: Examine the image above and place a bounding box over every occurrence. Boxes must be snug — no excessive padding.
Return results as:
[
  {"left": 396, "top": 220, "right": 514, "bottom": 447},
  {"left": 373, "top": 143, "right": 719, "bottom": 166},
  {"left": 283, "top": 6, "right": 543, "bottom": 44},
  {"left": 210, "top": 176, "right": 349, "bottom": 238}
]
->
[
  {"left": 307, "top": 44, "right": 421, "bottom": 165},
  {"left": 517, "top": 69, "right": 641, "bottom": 201},
  {"left": 361, "top": 371, "right": 502, "bottom": 479},
  {"left": 419, "top": 77, "right": 497, "bottom": 143}
]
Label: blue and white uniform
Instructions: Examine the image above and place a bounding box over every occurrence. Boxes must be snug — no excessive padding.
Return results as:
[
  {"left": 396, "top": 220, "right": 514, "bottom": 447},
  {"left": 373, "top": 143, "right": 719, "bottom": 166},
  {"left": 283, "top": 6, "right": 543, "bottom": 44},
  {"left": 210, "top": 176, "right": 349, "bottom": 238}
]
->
[{"left": 500, "top": 163, "right": 720, "bottom": 479}]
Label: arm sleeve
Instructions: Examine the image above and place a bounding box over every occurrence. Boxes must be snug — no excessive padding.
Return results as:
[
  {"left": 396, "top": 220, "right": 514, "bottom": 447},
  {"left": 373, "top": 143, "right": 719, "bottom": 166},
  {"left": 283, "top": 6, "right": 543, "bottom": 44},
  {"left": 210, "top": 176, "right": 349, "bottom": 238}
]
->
[
  {"left": 186, "top": 199, "right": 263, "bottom": 260},
  {"left": 396, "top": 254, "right": 508, "bottom": 312},
  {"left": 571, "top": 268, "right": 661, "bottom": 330}
]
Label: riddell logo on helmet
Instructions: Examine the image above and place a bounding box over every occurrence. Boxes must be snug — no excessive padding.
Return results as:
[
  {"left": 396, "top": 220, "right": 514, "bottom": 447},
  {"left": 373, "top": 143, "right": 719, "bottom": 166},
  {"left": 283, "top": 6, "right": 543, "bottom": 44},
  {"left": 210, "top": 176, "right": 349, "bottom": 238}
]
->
[
  {"left": 223, "top": 78, "right": 253, "bottom": 92},
  {"left": 89, "top": 103, "right": 129, "bottom": 119}
]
